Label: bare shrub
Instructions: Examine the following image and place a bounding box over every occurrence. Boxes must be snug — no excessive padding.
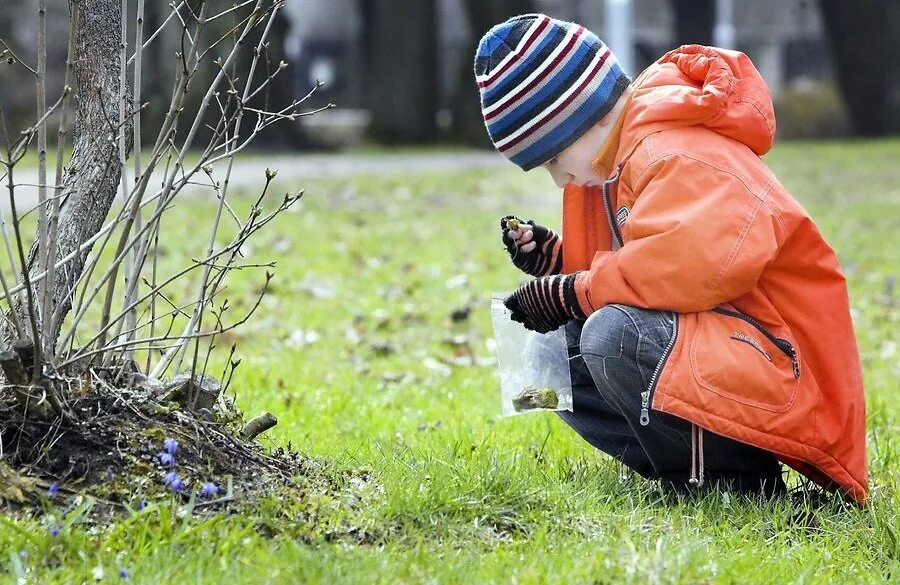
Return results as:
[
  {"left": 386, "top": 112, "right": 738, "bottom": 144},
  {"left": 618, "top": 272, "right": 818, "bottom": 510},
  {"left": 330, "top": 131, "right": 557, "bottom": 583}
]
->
[{"left": 0, "top": 0, "right": 331, "bottom": 500}]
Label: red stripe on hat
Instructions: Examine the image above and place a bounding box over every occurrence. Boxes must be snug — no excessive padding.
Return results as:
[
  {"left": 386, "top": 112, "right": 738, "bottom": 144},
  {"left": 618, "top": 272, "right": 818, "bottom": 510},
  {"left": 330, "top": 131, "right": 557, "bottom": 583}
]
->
[
  {"left": 484, "top": 27, "right": 585, "bottom": 123},
  {"left": 499, "top": 48, "right": 611, "bottom": 153},
  {"left": 477, "top": 17, "right": 551, "bottom": 89}
]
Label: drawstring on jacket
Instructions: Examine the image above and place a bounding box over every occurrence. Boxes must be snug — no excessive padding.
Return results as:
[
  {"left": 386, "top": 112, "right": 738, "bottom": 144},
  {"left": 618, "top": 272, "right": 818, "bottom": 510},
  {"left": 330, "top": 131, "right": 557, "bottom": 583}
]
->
[{"left": 689, "top": 424, "right": 705, "bottom": 487}]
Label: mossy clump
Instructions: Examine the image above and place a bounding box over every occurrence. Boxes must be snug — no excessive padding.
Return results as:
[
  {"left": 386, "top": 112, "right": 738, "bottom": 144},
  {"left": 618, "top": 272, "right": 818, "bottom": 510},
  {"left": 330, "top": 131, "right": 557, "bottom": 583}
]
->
[{"left": 512, "top": 386, "right": 559, "bottom": 412}]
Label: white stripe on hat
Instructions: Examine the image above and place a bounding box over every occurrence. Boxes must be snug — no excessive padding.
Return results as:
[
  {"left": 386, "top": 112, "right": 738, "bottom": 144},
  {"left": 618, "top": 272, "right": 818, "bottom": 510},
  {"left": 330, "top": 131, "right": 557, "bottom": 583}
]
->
[
  {"left": 495, "top": 46, "right": 612, "bottom": 150},
  {"left": 501, "top": 54, "right": 616, "bottom": 159},
  {"left": 475, "top": 15, "right": 552, "bottom": 89},
  {"left": 482, "top": 25, "right": 584, "bottom": 119}
]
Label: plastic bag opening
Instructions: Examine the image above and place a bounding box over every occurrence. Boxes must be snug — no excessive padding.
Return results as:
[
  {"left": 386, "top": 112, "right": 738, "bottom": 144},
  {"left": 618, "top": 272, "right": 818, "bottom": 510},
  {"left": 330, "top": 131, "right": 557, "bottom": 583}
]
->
[{"left": 490, "top": 293, "right": 573, "bottom": 417}]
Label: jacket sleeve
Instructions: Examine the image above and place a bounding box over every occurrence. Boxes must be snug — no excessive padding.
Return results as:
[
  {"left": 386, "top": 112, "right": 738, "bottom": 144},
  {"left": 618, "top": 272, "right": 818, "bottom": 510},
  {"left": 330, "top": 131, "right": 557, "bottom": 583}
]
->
[{"left": 575, "top": 153, "right": 783, "bottom": 314}]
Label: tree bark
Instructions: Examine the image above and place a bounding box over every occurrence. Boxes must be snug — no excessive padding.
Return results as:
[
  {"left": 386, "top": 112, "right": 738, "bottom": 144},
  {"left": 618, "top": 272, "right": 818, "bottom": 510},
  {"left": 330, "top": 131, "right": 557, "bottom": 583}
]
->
[
  {"left": 2, "top": 0, "right": 130, "bottom": 355},
  {"left": 818, "top": 0, "right": 900, "bottom": 136}
]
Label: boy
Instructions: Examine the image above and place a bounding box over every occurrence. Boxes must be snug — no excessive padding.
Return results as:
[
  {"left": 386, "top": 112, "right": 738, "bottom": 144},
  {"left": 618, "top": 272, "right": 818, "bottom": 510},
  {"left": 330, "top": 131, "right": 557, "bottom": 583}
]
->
[{"left": 475, "top": 14, "right": 867, "bottom": 501}]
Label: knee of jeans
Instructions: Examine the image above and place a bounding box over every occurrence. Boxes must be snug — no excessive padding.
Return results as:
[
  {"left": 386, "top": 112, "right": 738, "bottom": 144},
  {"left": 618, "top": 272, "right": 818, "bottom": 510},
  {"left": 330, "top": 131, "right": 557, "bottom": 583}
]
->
[{"left": 579, "top": 305, "right": 634, "bottom": 360}]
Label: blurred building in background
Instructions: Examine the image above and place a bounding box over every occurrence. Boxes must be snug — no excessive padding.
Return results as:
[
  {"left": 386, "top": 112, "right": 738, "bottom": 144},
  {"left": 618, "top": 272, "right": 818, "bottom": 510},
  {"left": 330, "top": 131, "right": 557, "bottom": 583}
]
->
[
  {"left": 3, "top": 0, "right": 898, "bottom": 148},
  {"left": 287, "top": 0, "right": 836, "bottom": 145}
]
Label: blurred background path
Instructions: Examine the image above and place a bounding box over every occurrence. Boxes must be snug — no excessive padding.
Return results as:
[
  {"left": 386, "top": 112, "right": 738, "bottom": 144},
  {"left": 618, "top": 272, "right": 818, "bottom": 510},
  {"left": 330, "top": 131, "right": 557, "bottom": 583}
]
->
[{"left": 2, "top": 150, "right": 509, "bottom": 212}]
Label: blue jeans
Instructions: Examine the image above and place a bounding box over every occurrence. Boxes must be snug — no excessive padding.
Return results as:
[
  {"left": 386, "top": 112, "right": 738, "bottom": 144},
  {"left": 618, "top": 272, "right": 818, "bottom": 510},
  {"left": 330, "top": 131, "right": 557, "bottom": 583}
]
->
[{"left": 558, "top": 304, "right": 784, "bottom": 495}]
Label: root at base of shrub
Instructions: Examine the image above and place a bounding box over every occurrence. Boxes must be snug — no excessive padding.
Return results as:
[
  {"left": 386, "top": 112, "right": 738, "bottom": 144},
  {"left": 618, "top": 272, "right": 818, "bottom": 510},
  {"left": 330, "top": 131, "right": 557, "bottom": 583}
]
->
[{"left": 0, "top": 366, "right": 324, "bottom": 517}]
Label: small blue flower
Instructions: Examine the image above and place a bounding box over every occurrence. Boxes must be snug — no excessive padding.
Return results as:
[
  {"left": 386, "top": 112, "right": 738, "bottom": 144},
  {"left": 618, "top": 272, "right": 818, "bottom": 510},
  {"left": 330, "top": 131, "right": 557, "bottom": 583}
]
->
[
  {"left": 165, "top": 473, "right": 184, "bottom": 492},
  {"left": 106, "top": 469, "right": 114, "bottom": 481},
  {"left": 119, "top": 568, "right": 130, "bottom": 580},
  {"left": 47, "top": 482, "right": 59, "bottom": 497},
  {"left": 163, "top": 438, "right": 179, "bottom": 455},
  {"left": 199, "top": 482, "right": 219, "bottom": 498},
  {"left": 137, "top": 501, "right": 147, "bottom": 511},
  {"left": 49, "top": 527, "right": 60, "bottom": 537},
  {"left": 157, "top": 452, "right": 175, "bottom": 467}
]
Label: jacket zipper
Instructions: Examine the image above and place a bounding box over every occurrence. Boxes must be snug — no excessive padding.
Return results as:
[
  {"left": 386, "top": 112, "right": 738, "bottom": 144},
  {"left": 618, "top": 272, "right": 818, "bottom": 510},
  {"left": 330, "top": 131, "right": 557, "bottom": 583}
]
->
[
  {"left": 730, "top": 334, "right": 772, "bottom": 361},
  {"left": 712, "top": 307, "right": 801, "bottom": 379},
  {"left": 640, "top": 314, "right": 678, "bottom": 426},
  {"left": 601, "top": 160, "right": 668, "bottom": 425},
  {"left": 602, "top": 166, "right": 624, "bottom": 250}
]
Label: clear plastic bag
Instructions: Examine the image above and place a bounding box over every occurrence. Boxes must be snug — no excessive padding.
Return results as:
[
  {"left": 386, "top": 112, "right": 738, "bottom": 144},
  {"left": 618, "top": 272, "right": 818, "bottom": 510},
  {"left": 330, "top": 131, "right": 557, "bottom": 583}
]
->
[{"left": 490, "top": 294, "right": 573, "bottom": 416}]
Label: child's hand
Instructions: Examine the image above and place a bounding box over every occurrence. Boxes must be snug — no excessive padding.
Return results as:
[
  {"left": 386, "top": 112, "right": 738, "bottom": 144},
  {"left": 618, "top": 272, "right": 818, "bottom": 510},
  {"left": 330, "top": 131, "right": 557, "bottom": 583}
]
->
[
  {"left": 500, "top": 215, "right": 563, "bottom": 277},
  {"left": 504, "top": 273, "right": 586, "bottom": 333},
  {"left": 505, "top": 220, "right": 537, "bottom": 253}
]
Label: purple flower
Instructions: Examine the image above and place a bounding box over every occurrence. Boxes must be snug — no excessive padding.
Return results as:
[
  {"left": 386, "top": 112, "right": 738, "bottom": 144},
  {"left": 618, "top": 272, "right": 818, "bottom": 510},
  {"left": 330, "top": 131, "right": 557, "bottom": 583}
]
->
[
  {"left": 157, "top": 452, "right": 175, "bottom": 467},
  {"left": 137, "top": 501, "right": 147, "bottom": 511},
  {"left": 163, "top": 471, "right": 179, "bottom": 486},
  {"left": 47, "top": 482, "right": 59, "bottom": 497},
  {"left": 106, "top": 469, "right": 114, "bottom": 481},
  {"left": 199, "top": 482, "right": 219, "bottom": 498},
  {"left": 163, "top": 438, "right": 179, "bottom": 455},
  {"left": 49, "top": 527, "right": 60, "bottom": 537},
  {"left": 168, "top": 475, "right": 184, "bottom": 493},
  {"left": 119, "top": 568, "right": 130, "bottom": 580}
]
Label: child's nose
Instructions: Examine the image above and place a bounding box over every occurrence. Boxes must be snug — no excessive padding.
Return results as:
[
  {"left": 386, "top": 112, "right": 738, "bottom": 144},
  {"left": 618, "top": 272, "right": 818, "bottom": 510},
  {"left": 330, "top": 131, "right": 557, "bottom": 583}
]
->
[{"left": 547, "top": 168, "right": 573, "bottom": 188}]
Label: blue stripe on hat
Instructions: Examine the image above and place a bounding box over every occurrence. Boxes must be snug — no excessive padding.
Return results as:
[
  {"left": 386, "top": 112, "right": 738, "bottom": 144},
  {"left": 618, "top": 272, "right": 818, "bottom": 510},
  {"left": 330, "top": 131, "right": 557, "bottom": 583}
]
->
[
  {"left": 481, "top": 26, "right": 567, "bottom": 106},
  {"left": 475, "top": 13, "right": 632, "bottom": 171},
  {"left": 512, "top": 70, "right": 630, "bottom": 170},
  {"left": 486, "top": 38, "right": 599, "bottom": 139},
  {"left": 475, "top": 17, "right": 540, "bottom": 76}
]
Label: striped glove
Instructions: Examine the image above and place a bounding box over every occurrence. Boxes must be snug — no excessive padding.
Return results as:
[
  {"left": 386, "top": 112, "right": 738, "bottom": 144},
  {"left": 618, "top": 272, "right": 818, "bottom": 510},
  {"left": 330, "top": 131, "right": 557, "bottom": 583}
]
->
[
  {"left": 504, "top": 273, "right": 587, "bottom": 334},
  {"left": 500, "top": 216, "right": 563, "bottom": 277}
]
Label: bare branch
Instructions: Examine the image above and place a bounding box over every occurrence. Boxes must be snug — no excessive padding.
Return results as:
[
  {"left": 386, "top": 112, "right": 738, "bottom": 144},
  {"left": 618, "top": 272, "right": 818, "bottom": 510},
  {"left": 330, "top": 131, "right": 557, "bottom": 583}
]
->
[
  {"left": 59, "top": 272, "right": 273, "bottom": 369},
  {"left": 36, "top": 0, "right": 50, "bottom": 348},
  {"left": 125, "top": 1, "right": 187, "bottom": 67},
  {"left": 6, "top": 163, "right": 44, "bottom": 377},
  {"left": 0, "top": 39, "right": 37, "bottom": 76},
  {"left": 207, "top": 0, "right": 256, "bottom": 23}
]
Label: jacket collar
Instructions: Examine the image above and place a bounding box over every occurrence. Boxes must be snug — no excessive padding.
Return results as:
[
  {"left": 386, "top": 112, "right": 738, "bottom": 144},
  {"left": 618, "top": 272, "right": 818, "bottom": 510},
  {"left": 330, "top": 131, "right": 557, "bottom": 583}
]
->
[{"left": 590, "top": 91, "right": 634, "bottom": 179}]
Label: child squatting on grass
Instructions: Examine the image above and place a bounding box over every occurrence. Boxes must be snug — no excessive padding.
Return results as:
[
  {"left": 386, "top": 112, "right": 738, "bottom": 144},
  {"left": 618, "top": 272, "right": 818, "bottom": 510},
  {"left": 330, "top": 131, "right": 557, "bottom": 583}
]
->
[{"left": 476, "top": 14, "right": 868, "bottom": 502}]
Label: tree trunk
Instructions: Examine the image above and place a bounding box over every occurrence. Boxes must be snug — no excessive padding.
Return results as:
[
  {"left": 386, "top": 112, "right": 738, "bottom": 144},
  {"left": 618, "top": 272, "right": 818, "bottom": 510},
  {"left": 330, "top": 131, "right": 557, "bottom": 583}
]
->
[
  {"left": 2, "top": 0, "right": 129, "bottom": 356},
  {"left": 671, "top": 0, "right": 714, "bottom": 47},
  {"left": 367, "top": 0, "right": 438, "bottom": 143},
  {"left": 449, "top": 0, "right": 534, "bottom": 146},
  {"left": 818, "top": 0, "right": 900, "bottom": 136}
]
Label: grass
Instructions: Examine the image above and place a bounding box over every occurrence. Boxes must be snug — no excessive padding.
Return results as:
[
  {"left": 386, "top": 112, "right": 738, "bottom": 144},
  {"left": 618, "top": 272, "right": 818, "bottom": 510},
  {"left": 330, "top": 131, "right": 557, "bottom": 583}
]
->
[{"left": 1, "top": 140, "right": 899, "bottom": 583}]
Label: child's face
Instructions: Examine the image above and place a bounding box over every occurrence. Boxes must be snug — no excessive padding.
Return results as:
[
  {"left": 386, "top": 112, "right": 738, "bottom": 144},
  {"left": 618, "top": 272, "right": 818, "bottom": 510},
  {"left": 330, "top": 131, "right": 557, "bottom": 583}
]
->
[{"left": 540, "top": 115, "right": 617, "bottom": 188}]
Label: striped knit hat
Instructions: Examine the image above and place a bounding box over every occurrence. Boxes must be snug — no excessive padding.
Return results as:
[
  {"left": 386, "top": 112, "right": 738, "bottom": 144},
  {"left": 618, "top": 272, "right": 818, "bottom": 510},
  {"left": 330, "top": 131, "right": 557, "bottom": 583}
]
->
[{"left": 474, "top": 14, "right": 631, "bottom": 171}]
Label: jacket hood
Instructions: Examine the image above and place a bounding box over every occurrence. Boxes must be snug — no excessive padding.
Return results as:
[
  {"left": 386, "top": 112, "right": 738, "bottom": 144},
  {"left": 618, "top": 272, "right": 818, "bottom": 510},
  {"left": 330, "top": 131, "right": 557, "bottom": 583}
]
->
[{"left": 621, "top": 45, "right": 776, "bottom": 156}]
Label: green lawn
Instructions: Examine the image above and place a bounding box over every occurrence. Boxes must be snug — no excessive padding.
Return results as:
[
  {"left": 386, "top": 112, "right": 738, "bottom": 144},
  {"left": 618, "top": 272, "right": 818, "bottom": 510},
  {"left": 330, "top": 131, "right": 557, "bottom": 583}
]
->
[{"left": 1, "top": 141, "right": 899, "bottom": 583}]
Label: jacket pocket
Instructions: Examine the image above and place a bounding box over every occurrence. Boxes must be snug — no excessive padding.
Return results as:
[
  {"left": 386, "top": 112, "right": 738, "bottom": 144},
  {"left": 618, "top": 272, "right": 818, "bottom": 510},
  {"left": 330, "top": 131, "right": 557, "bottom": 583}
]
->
[{"left": 688, "top": 305, "right": 801, "bottom": 412}]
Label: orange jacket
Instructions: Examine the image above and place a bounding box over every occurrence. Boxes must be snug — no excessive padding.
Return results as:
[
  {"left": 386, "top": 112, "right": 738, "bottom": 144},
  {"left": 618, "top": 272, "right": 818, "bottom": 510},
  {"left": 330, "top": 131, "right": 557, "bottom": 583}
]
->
[{"left": 562, "top": 45, "right": 868, "bottom": 502}]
